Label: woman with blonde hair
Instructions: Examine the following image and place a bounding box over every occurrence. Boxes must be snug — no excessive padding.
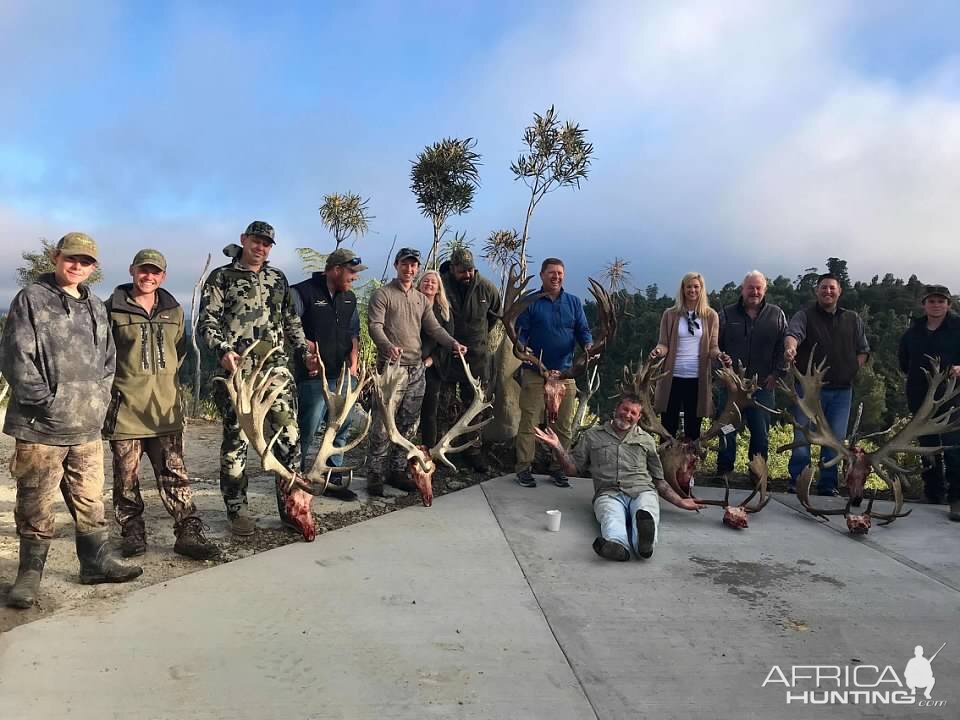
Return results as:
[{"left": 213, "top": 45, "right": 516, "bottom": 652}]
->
[
  {"left": 418, "top": 269, "right": 455, "bottom": 446},
  {"left": 650, "top": 272, "right": 729, "bottom": 440}
]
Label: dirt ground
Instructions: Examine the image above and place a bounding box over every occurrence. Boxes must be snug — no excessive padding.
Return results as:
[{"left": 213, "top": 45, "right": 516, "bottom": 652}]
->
[{"left": 0, "top": 420, "right": 492, "bottom": 633}]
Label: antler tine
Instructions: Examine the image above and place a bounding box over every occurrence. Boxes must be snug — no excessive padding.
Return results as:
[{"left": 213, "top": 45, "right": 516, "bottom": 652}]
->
[
  {"left": 694, "top": 476, "right": 732, "bottom": 507},
  {"left": 795, "top": 466, "right": 848, "bottom": 519},
  {"left": 867, "top": 467, "right": 913, "bottom": 525},
  {"left": 501, "top": 264, "right": 548, "bottom": 374},
  {"left": 371, "top": 362, "right": 433, "bottom": 471},
  {"left": 741, "top": 455, "right": 771, "bottom": 512},
  {"left": 431, "top": 353, "right": 494, "bottom": 470},
  {"left": 304, "top": 363, "right": 373, "bottom": 486},
  {"left": 629, "top": 356, "right": 675, "bottom": 442},
  {"left": 560, "top": 278, "right": 618, "bottom": 380}
]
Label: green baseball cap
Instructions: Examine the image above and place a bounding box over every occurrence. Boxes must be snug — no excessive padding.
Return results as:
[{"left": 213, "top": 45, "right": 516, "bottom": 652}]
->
[
  {"left": 132, "top": 248, "right": 167, "bottom": 271},
  {"left": 243, "top": 220, "right": 275, "bottom": 243},
  {"left": 450, "top": 247, "right": 475, "bottom": 269},
  {"left": 57, "top": 232, "right": 99, "bottom": 261},
  {"left": 326, "top": 248, "right": 368, "bottom": 271}
]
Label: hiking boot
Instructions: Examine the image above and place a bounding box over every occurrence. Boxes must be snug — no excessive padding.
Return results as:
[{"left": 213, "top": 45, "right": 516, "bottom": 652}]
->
[
  {"left": 228, "top": 510, "right": 256, "bottom": 537},
  {"left": 387, "top": 470, "right": 416, "bottom": 493},
  {"left": 76, "top": 529, "right": 143, "bottom": 585},
  {"left": 465, "top": 453, "right": 489, "bottom": 473},
  {"left": 515, "top": 469, "right": 536, "bottom": 488},
  {"left": 949, "top": 500, "right": 960, "bottom": 522},
  {"left": 592, "top": 537, "right": 630, "bottom": 562},
  {"left": 7, "top": 538, "right": 50, "bottom": 609},
  {"left": 119, "top": 520, "right": 147, "bottom": 557},
  {"left": 551, "top": 471, "right": 571, "bottom": 488},
  {"left": 174, "top": 517, "right": 220, "bottom": 561},
  {"left": 635, "top": 509, "right": 656, "bottom": 559},
  {"left": 366, "top": 473, "right": 385, "bottom": 497}
]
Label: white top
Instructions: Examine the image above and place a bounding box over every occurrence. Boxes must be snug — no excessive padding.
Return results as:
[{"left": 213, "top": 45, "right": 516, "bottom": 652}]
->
[{"left": 673, "top": 313, "right": 702, "bottom": 378}]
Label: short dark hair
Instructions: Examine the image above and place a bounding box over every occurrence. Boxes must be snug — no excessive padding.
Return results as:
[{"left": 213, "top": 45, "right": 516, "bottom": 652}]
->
[
  {"left": 816, "top": 272, "right": 839, "bottom": 287},
  {"left": 540, "top": 257, "right": 564, "bottom": 272},
  {"left": 618, "top": 393, "right": 643, "bottom": 408}
]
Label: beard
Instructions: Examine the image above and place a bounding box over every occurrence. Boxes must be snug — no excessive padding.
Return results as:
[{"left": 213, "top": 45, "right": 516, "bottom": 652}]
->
[{"left": 612, "top": 417, "right": 635, "bottom": 432}]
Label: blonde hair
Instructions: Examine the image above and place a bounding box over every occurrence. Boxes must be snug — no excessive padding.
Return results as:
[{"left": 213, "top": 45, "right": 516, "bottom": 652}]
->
[
  {"left": 419, "top": 270, "right": 450, "bottom": 322},
  {"left": 672, "top": 271, "right": 710, "bottom": 317}
]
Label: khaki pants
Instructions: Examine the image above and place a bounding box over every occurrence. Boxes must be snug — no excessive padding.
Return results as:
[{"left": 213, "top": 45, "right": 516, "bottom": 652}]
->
[
  {"left": 515, "top": 369, "right": 577, "bottom": 472},
  {"left": 11, "top": 439, "right": 107, "bottom": 541}
]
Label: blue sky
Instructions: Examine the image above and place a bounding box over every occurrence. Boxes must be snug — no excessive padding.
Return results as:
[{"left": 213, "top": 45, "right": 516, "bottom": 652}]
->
[{"left": 3, "top": 0, "right": 960, "bottom": 305}]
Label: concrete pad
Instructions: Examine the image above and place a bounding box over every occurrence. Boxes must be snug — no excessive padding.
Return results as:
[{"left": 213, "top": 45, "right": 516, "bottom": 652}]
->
[
  {"left": 0, "top": 486, "right": 594, "bottom": 720},
  {"left": 482, "top": 477, "right": 959, "bottom": 719},
  {"left": 773, "top": 492, "right": 960, "bottom": 589}
]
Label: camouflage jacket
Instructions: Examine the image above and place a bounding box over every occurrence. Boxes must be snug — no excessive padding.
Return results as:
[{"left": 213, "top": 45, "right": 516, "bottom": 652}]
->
[
  {"left": 103, "top": 285, "right": 186, "bottom": 440},
  {"left": 197, "top": 244, "right": 308, "bottom": 372},
  {"left": 1, "top": 274, "right": 116, "bottom": 445}
]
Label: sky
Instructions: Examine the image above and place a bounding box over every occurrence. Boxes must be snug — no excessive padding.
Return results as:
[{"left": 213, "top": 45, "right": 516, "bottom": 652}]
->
[{"left": 3, "top": 0, "right": 960, "bottom": 306}]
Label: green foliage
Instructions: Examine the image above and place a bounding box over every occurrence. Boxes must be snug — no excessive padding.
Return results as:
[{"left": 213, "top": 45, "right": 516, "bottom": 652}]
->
[
  {"left": 410, "top": 137, "right": 481, "bottom": 269},
  {"left": 318, "top": 192, "right": 373, "bottom": 248},
  {"left": 17, "top": 238, "right": 104, "bottom": 288},
  {"left": 355, "top": 279, "right": 382, "bottom": 370},
  {"left": 511, "top": 106, "right": 593, "bottom": 273},
  {"left": 296, "top": 247, "right": 328, "bottom": 272}
]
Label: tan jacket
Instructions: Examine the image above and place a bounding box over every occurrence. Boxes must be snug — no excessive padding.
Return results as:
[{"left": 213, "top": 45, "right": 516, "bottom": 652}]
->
[
  {"left": 653, "top": 307, "right": 720, "bottom": 417},
  {"left": 367, "top": 279, "right": 455, "bottom": 365}
]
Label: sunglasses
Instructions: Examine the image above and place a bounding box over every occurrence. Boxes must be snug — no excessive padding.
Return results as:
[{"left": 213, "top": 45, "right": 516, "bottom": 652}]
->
[
  {"left": 337, "top": 257, "right": 363, "bottom": 267},
  {"left": 66, "top": 256, "right": 97, "bottom": 267}
]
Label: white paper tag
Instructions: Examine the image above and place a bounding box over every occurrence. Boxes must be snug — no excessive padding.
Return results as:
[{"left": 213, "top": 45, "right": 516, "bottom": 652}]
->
[{"left": 721, "top": 424, "right": 736, "bottom": 435}]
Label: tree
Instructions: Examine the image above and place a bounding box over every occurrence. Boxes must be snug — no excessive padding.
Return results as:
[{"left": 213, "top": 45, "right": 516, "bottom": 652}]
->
[
  {"left": 826, "top": 257, "right": 851, "bottom": 289},
  {"left": 410, "top": 137, "right": 481, "bottom": 269},
  {"left": 318, "top": 192, "right": 373, "bottom": 249},
  {"left": 602, "top": 257, "right": 632, "bottom": 294},
  {"left": 511, "top": 106, "right": 593, "bottom": 274},
  {"left": 17, "top": 239, "right": 103, "bottom": 288},
  {"left": 482, "top": 229, "right": 524, "bottom": 299}
]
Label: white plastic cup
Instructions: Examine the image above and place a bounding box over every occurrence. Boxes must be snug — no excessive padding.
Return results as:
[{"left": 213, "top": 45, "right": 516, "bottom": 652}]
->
[{"left": 545, "top": 509, "right": 562, "bottom": 532}]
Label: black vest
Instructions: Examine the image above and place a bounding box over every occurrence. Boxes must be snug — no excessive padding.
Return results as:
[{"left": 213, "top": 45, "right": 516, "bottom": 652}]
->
[
  {"left": 795, "top": 303, "right": 860, "bottom": 388},
  {"left": 292, "top": 273, "right": 356, "bottom": 380}
]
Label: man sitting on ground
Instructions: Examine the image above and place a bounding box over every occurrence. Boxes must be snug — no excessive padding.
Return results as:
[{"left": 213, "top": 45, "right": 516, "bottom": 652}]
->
[{"left": 535, "top": 394, "right": 703, "bottom": 561}]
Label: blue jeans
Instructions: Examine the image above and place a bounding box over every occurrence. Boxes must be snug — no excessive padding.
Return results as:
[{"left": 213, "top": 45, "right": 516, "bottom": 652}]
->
[
  {"left": 297, "top": 376, "right": 357, "bottom": 471},
  {"left": 593, "top": 491, "right": 660, "bottom": 555},
  {"left": 716, "top": 388, "right": 775, "bottom": 473},
  {"left": 787, "top": 386, "right": 852, "bottom": 492}
]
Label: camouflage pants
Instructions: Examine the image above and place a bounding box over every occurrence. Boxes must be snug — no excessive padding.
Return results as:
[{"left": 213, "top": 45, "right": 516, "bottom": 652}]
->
[
  {"left": 367, "top": 362, "right": 426, "bottom": 479},
  {"left": 10, "top": 439, "right": 107, "bottom": 541},
  {"left": 111, "top": 434, "right": 196, "bottom": 529},
  {"left": 213, "top": 374, "right": 301, "bottom": 516}
]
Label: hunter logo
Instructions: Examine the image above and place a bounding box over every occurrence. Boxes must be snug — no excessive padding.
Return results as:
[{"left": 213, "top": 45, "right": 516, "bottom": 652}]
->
[{"left": 761, "top": 643, "right": 947, "bottom": 707}]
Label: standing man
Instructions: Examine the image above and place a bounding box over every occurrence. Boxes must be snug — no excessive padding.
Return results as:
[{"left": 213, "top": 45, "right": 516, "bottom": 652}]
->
[
  {"left": 535, "top": 394, "right": 703, "bottom": 561},
  {"left": 2, "top": 233, "right": 142, "bottom": 609},
  {"left": 366, "top": 248, "right": 465, "bottom": 496},
  {"left": 783, "top": 273, "right": 870, "bottom": 496},
  {"left": 898, "top": 285, "right": 960, "bottom": 518},
  {"left": 198, "top": 221, "right": 318, "bottom": 538},
  {"left": 440, "top": 247, "right": 502, "bottom": 471},
  {"left": 103, "top": 249, "right": 218, "bottom": 560},
  {"left": 514, "top": 258, "right": 592, "bottom": 488},
  {"left": 716, "top": 270, "right": 787, "bottom": 474},
  {"left": 292, "top": 248, "right": 367, "bottom": 501}
]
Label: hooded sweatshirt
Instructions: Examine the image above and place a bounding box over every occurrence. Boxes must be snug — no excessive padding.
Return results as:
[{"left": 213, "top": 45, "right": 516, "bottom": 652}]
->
[{"left": 1, "top": 273, "right": 115, "bottom": 445}]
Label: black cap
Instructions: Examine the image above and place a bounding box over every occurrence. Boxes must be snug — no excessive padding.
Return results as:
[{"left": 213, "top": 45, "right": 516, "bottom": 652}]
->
[{"left": 921, "top": 284, "right": 952, "bottom": 302}]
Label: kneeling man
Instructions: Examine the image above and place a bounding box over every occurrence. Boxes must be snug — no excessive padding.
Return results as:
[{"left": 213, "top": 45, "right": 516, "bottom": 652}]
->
[{"left": 536, "top": 394, "right": 703, "bottom": 561}]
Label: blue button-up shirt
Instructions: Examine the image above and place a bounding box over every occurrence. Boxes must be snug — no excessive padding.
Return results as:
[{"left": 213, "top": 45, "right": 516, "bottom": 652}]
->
[{"left": 516, "top": 288, "right": 593, "bottom": 371}]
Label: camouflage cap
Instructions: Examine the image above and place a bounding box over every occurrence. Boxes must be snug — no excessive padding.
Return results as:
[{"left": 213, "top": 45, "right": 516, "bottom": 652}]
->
[
  {"left": 450, "top": 247, "right": 475, "bottom": 269},
  {"left": 131, "top": 248, "right": 167, "bottom": 271},
  {"left": 243, "top": 220, "right": 275, "bottom": 243},
  {"left": 326, "top": 247, "right": 368, "bottom": 272},
  {"left": 922, "top": 284, "right": 952, "bottom": 302},
  {"left": 57, "top": 232, "right": 99, "bottom": 261}
]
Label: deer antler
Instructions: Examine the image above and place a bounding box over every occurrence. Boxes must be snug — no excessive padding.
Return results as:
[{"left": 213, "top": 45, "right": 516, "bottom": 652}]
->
[
  {"left": 215, "top": 345, "right": 325, "bottom": 496},
  {"left": 571, "top": 361, "right": 601, "bottom": 446},
  {"left": 777, "top": 351, "right": 852, "bottom": 469},
  {"left": 501, "top": 263, "right": 548, "bottom": 374},
  {"left": 559, "top": 277, "right": 618, "bottom": 379},
  {"left": 430, "top": 353, "right": 494, "bottom": 470},
  {"left": 695, "top": 455, "right": 770, "bottom": 528},
  {"left": 622, "top": 356, "right": 674, "bottom": 442},
  {"left": 700, "top": 363, "right": 778, "bottom": 445},
  {"left": 867, "top": 357, "right": 960, "bottom": 475},
  {"left": 304, "top": 355, "right": 373, "bottom": 486},
  {"left": 370, "top": 361, "right": 433, "bottom": 472}
]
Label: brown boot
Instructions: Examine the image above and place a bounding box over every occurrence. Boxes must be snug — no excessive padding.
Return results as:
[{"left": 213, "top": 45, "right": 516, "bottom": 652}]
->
[
  {"left": 174, "top": 517, "right": 220, "bottom": 560},
  {"left": 119, "top": 519, "right": 146, "bottom": 557},
  {"left": 7, "top": 538, "right": 50, "bottom": 609}
]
